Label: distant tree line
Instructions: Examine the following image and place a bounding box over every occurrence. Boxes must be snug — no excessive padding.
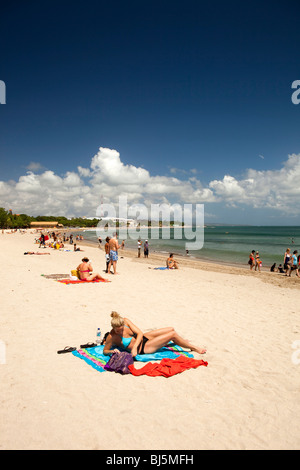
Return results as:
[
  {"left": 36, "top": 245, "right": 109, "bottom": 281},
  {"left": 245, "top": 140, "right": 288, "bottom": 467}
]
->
[{"left": 0, "top": 208, "right": 100, "bottom": 229}]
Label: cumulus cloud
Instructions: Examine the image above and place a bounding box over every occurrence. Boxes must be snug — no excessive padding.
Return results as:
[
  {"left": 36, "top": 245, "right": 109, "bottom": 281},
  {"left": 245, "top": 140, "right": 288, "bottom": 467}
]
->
[
  {"left": 1, "top": 148, "right": 300, "bottom": 218},
  {"left": 209, "top": 153, "right": 300, "bottom": 212}
]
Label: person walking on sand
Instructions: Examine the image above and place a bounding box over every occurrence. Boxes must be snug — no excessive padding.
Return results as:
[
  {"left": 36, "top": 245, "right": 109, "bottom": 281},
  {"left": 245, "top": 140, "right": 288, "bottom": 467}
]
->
[{"left": 107, "top": 233, "right": 121, "bottom": 274}]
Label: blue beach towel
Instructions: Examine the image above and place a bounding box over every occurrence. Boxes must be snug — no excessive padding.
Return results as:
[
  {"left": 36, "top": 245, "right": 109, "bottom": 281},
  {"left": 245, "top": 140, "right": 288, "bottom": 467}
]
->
[{"left": 72, "top": 343, "right": 193, "bottom": 373}]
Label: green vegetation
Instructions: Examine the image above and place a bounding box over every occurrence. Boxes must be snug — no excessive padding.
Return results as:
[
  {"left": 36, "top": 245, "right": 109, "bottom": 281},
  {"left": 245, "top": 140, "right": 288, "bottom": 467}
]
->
[{"left": 0, "top": 208, "right": 100, "bottom": 229}]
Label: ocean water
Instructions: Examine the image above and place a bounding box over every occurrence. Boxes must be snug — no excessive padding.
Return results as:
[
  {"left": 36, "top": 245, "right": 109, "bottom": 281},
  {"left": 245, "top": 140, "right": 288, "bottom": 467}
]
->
[{"left": 78, "top": 226, "right": 300, "bottom": 268}]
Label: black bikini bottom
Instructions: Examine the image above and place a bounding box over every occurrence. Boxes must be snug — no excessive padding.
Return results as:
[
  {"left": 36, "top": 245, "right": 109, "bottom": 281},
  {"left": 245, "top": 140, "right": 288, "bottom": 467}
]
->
[{"left": 138, "top": 335, "right": 149, "bottom": 354}]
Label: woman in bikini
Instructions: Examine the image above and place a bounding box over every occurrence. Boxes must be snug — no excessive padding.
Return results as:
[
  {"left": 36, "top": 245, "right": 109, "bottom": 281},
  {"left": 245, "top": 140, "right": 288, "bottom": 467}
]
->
[
  {"left": 284, "top": 248, "right": 291, "bottom": 275},
  {"left": 166, "top": 253, "right": 179, "bottom": 269},
  {"left": 77, "top": 257, "right": 106, "bottom": 281},
  {"left": 103, "top": 311, "right": 206, "bottom": 357}
]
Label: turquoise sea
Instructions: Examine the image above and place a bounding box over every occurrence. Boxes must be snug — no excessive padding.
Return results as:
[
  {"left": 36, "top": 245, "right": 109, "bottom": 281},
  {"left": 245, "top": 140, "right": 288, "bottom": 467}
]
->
[{"left": 78, "top": 226, "right": 300, "bottom": 268}]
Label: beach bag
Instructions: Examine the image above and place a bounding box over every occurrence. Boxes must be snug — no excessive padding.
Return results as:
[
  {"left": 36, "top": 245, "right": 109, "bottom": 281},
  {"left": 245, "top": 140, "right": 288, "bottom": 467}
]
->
[
  {"left": 71, "top": 269, "right": 79, "bottom": 279},
  {"left": 104, "top": 351, "right": 134, "bottom": 374}
]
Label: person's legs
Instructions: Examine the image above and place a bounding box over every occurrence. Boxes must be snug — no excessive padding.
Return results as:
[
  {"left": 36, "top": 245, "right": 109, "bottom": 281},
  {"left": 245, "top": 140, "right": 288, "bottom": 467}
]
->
[
  {"left": 143, "top": 328, "right": 206, "bottom": 355},
  {"left": 144, "top": 327, "right": 174, "bottom": 339},
  {"left": 113, "top": 260, "right": 117, "bottom": 274},
  {"left": 86, "top": 273, "right": 105, "bottom": 281}
]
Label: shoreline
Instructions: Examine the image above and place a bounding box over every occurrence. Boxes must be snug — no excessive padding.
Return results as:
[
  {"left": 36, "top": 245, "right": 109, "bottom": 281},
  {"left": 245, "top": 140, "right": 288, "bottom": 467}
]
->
[
  {"left": 75, "top": 236, "right": 300, "bottom": 290},
  {"left": 22, "top": 226, "right": 296, "bottom": 274}
]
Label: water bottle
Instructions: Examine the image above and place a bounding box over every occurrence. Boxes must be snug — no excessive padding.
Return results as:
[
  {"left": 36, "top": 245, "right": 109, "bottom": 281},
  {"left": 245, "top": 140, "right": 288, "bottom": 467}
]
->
[{"left": 96, "top": 328, "right": 101, "bottom": 346}]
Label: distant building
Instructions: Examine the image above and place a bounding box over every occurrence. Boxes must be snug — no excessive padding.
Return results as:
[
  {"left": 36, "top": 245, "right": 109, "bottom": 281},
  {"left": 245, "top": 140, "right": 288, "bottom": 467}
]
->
[{"left": 30, "top": 221, "right": 63, "bottom": 228}]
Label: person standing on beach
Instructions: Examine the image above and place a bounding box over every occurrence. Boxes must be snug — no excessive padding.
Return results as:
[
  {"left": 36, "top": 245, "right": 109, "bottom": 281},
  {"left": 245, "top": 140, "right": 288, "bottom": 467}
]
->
[
  {"left": 104, "top": 236, "right": 110, "bottom": 273},
  {"left": 107, "top": 233, "right": 121, "bottom": 274},
  {"left": 248, "top": 250, "right": 255, "bottom": 270},
  {"left": 255, "top": 251, "right": 261, "bottom": 272},
  {"left": 284, "top": 248, "right": 291, "bottom": 274},
  {"left": 137, "top": 239, "right": 142, "bottom": 257},
  {"left": 144, "top": 240, "right": 149, "bottom": 258},
  {"left": 288, "top": 250, "right": 299, "bottom": 277},
  {"left": 39, "top": 233, "right": 45, "bottom": 248}
]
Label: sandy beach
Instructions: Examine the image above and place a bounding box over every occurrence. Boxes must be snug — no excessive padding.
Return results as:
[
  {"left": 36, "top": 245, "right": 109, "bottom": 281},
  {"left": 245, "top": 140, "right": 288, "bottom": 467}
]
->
[{"left": 1, "top": 231, "right": 300, "bottom": 450}]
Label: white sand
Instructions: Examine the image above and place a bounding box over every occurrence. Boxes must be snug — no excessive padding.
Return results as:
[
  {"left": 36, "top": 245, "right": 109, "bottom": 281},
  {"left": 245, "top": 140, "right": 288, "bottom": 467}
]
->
[{"left": 1, "top": 231, "right": 300, "bottom": 450}]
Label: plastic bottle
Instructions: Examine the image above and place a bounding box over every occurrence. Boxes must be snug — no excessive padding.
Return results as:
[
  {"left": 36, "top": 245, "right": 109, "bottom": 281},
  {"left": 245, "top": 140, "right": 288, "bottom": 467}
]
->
[{"left": 96, "top": 328, "right": 101, "bottom": 346}]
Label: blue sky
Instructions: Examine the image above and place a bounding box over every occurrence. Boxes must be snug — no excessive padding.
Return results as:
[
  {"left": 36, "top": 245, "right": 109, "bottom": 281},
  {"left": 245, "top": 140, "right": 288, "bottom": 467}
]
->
[{"left": 1, "top": 0, "right": 300, "bottom": 224}]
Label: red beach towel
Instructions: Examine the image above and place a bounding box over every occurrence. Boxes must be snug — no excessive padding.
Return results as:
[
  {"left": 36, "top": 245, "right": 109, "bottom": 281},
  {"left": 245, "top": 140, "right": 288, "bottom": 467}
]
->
[
  {"left": 57, "top": 279, "right": 110, "bottom": 284},
  {"left": 128, "top": 355, "right": 208, "bottom": 377}
]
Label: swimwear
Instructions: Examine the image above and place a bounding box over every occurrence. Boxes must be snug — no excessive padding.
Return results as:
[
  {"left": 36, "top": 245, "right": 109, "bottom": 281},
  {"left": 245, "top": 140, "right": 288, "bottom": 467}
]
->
[
  {"left": 110, "top": 250, "right": 118, "bottom": 261},
  {"left": 121, "top": 336, "right": 133, "bottom": 348},
  {"left": 121, "top": 325, "right": 133, "bottom": 348},
  {"left": 120, "top": 326, "right": 148, "bottom": 353},
  {"left": 137, "top": 335, "right": 149, "bottom": 355},
  {"left": 284, "top": 255, "right": 291, "bottom": 269}
]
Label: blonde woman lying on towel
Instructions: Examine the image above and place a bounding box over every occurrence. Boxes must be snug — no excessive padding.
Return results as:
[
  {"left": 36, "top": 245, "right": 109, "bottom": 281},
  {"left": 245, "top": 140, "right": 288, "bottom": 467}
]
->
[{"left": 103, "top": 311, "right": 206, "bottom": 357}]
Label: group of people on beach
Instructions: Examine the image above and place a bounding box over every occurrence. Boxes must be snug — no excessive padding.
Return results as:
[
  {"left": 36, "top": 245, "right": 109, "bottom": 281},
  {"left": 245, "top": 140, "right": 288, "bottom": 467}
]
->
[
  {"left": 249, "top": 247, "right": 300, "bottom": 278},
  {"left": 282, "top": 248, "right": 300, "bottom": 277},
  {"left": 137, "top": 239, "right": 149, "bottom": 258},
  {"left": 54, "top": 232, "right": 202, "bottom": 356},
  {"left": 36, "top": 230, "right": 85, "bottom": 250},
  {"left": 248, "top": 250, "right": 262, "bottom": 272},
  {"left": 31, "top": 229, "right": 205, "bottom": 357}
]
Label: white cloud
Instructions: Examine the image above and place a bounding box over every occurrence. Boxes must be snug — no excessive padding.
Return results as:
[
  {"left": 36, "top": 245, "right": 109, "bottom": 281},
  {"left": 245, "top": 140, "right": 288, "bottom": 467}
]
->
[
  {"left": 26, "top": 161, "right": 45, "bottom": 172},
  {"left": 1, "top": 148, "right": 300, "bottom": 218},
  {"left": 209, "top": 153, "right": 300, "bottom": 211}
]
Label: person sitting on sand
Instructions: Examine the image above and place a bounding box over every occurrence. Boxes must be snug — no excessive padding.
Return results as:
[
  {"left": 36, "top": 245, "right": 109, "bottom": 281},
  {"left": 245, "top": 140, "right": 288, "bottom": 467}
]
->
[
  {"left": 39, "top": 233, "right": 46, "bottom": 248},
  {"left": 277, "top": 264, "right": 285, "bottom": 273},
  {"left": 103, "top": 311, "right": 206, "bottom": 357},
  {"left": 166, "top": 253, "right": 179, "bottom": 269},
  {"left": 73, "top": 243, "right": 83, "bottom": 252},
  {"left": 77, "top": 257, "right": 106, "bottom": 281},
  {"left": 270, "top": 263, "right": 276, "bottom": 272}
]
